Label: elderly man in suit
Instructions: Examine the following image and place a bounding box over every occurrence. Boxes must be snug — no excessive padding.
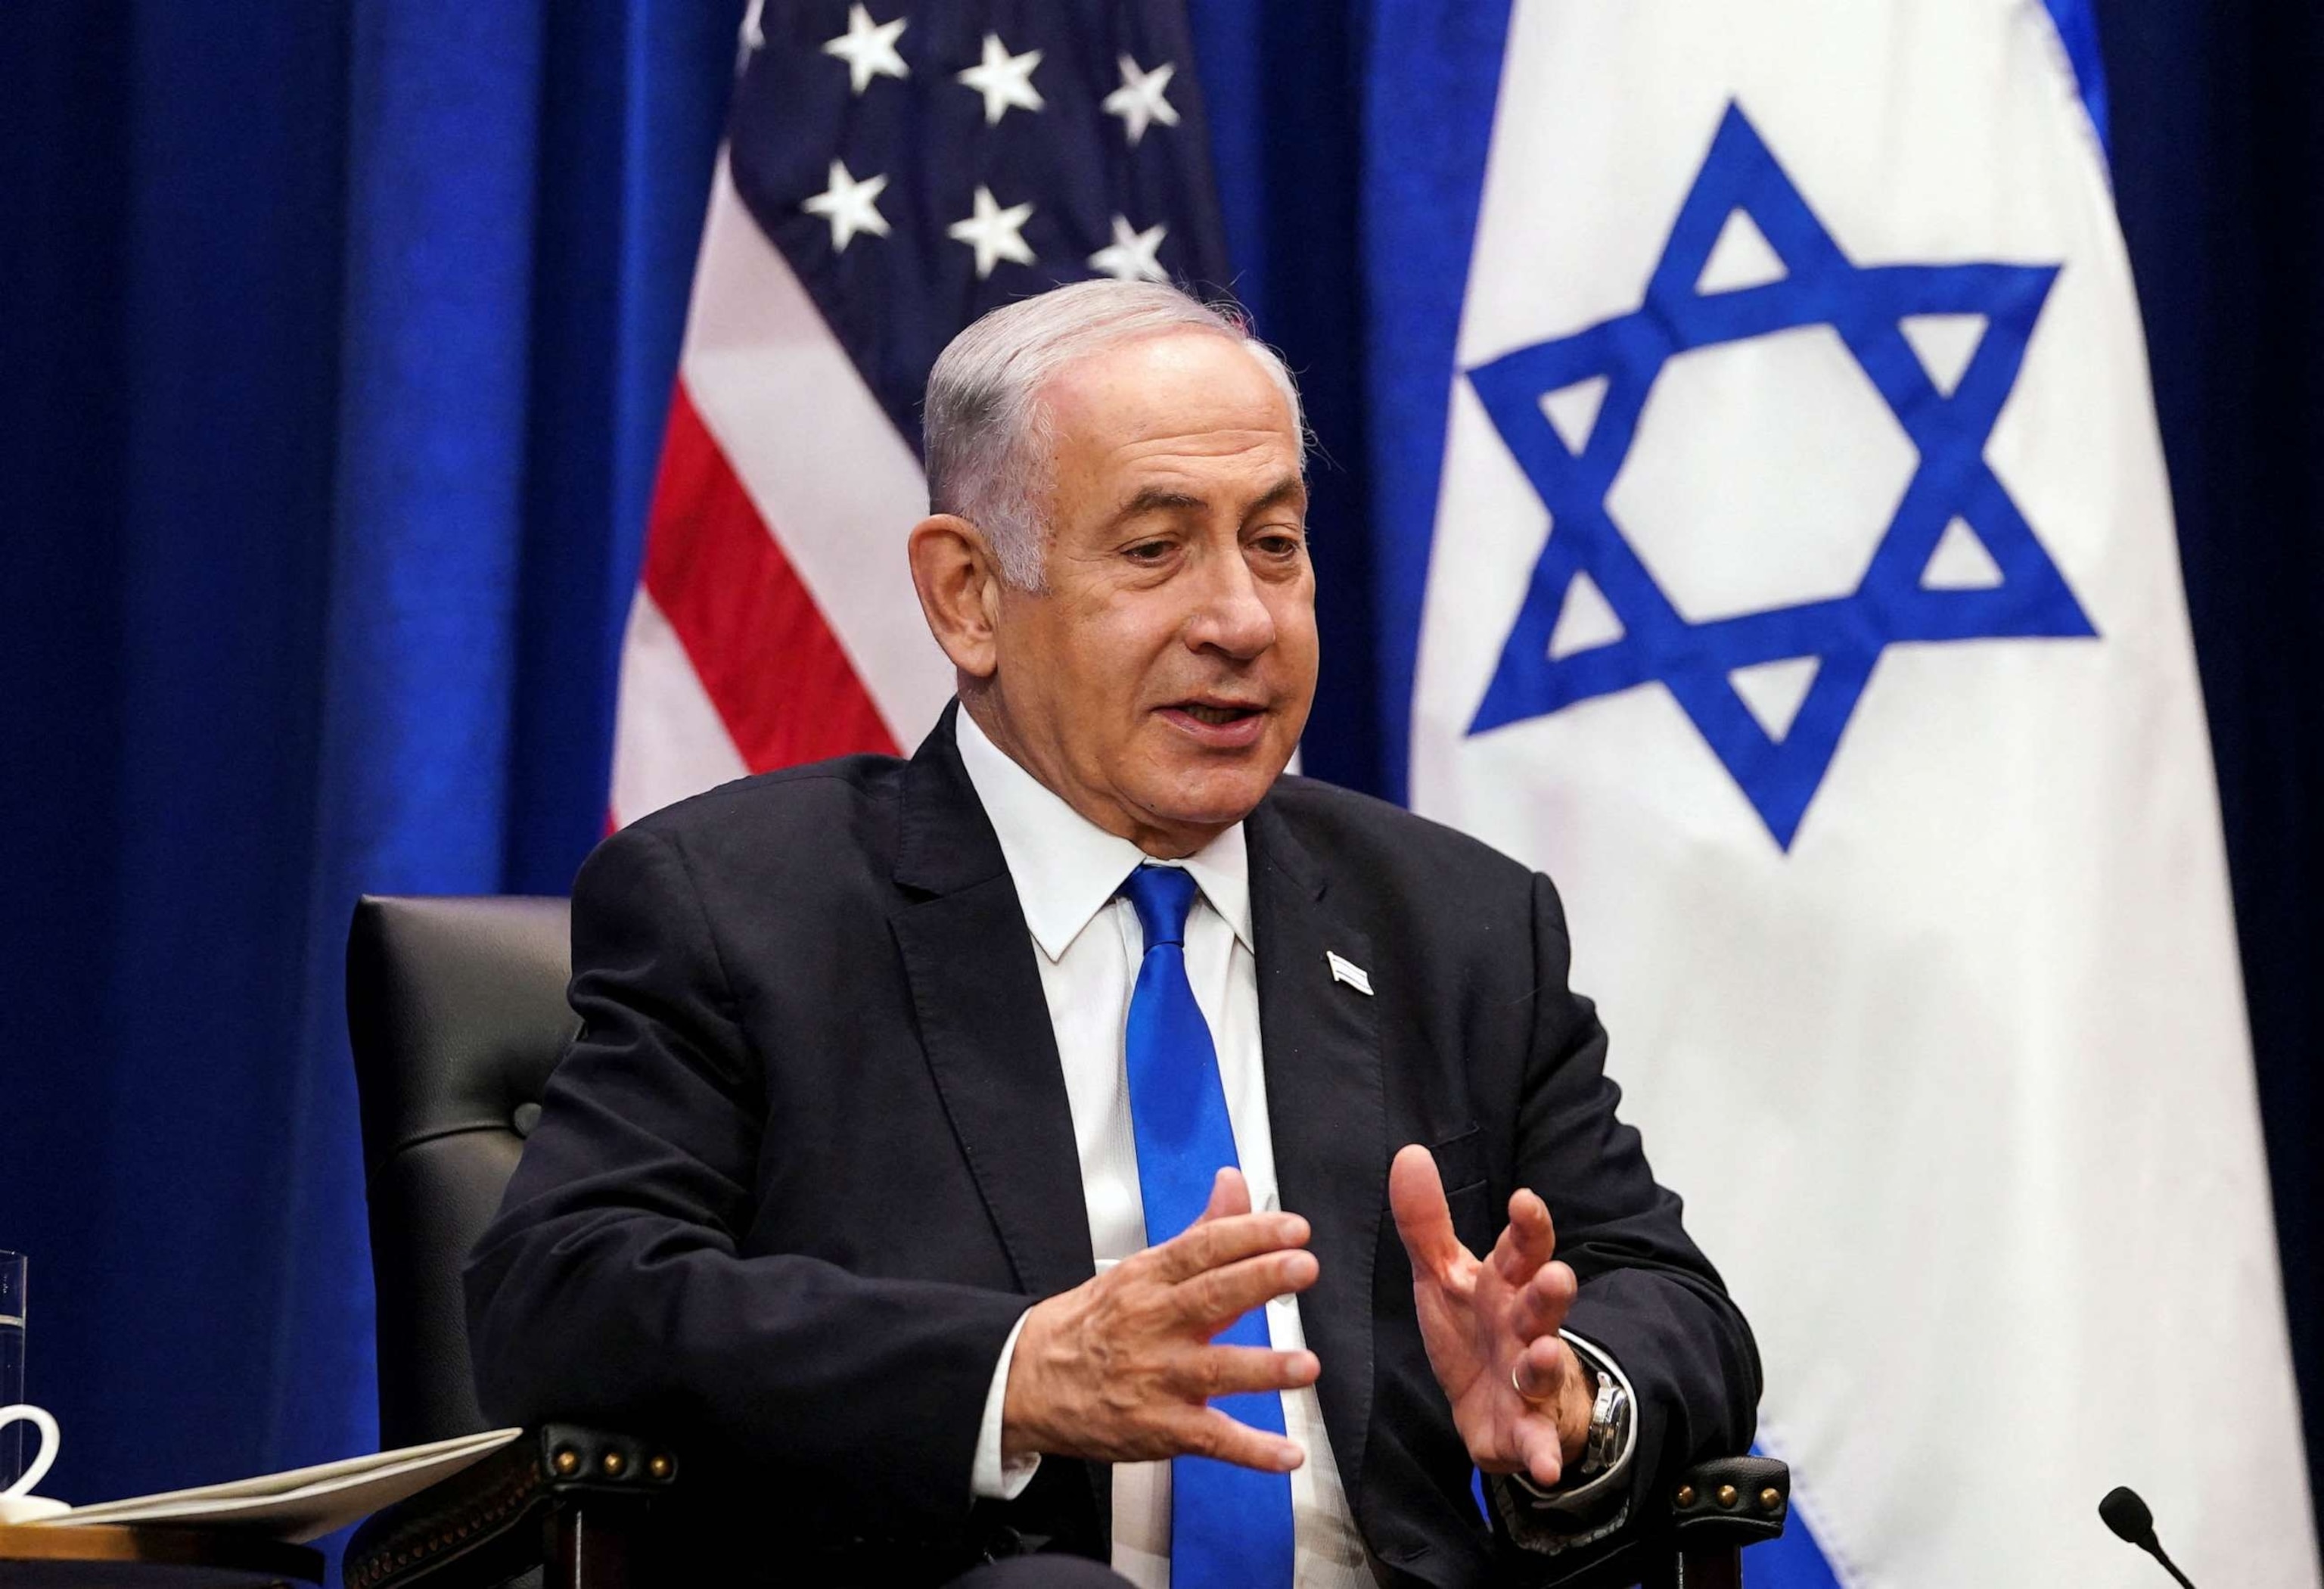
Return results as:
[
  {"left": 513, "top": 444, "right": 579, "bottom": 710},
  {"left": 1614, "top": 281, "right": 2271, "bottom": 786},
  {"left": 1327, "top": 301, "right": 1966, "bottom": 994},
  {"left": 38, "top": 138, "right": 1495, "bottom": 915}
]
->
[{"left": 466, "top": 280, "right": 1759, "bottom": 1587}]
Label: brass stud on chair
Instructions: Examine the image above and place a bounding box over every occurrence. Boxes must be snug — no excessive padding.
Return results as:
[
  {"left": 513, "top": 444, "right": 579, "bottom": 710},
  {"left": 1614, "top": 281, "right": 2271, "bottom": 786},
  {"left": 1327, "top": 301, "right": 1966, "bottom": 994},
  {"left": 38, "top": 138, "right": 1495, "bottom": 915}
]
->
[
  {"left": 1760, "top": 1487, "right": 1783, "bottom": 1513},
  {"left": 552, "top": 1446, "right": 581, "bottom": 1476},
  {"left": 647, "top": 1453, "right": 674, "bottom": 1480},
  {"left": 600, "top": 1448, "right": 628, "bottom": 1477},
  {"left": 1675, "top": 1484, "right": 1697, "bottom": 1508},
  {"left": 1716, "top": 1484, "right": 1738, "bottom": 1508}
]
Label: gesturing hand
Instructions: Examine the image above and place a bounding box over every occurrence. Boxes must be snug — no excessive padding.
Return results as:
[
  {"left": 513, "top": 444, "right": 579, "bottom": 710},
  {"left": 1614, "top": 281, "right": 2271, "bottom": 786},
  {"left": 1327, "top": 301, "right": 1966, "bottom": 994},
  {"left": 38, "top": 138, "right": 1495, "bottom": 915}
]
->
[
  {"left": 1389, "top": 1143, "right": 1593, "bottom": 1490},
  {"left": 1002, "top": 1167, "right": 1319, "bottom": 1472}
]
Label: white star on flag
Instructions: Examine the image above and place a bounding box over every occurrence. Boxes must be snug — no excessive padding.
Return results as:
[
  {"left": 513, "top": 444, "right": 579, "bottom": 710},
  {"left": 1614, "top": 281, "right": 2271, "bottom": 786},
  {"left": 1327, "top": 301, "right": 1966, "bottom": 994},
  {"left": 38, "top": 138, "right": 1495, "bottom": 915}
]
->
[
  {"left": 955, "top": 33, "right": 1044, "bottom": 125},
  {"left": 801, "top": 160, "right": 891, "bottom": 252},
  {"left": 820, "top": 4, "right": 908, "bottom": 95},
  {"left": 946, "top": 185, "right": 1036, "bottom": 278},
  {"left": 1101, "top": 55, "right": 1179, "bottom": 146},
  {"left": 1087, "top": 214, "right": 1169, "bottom": 281}
]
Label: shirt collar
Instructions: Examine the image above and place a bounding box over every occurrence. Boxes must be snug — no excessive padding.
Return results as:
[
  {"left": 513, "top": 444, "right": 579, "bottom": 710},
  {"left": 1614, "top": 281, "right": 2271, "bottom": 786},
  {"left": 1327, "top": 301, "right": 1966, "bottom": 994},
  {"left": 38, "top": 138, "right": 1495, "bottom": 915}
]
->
[{"left": 954, "top": 704, "right": 1254, "bottom": 962}]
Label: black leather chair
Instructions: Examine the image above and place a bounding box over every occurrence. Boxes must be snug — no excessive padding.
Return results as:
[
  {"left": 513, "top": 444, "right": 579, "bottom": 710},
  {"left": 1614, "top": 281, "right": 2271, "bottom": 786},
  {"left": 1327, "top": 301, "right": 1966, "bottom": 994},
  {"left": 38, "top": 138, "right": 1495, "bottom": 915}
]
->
[
  {"left": 344, "top": 895, "right": 673, "bottom": 1589},
  {"left": 341, "top": 894, "right": 1784, "bottom": 1588}
]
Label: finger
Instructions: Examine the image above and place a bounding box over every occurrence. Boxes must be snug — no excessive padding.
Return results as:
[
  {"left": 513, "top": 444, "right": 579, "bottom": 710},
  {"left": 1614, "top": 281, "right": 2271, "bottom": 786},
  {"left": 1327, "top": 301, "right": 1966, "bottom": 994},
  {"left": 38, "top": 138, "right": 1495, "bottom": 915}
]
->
[
  {"left": 1514, "top": 1414, "right": 1565, "bottom": 1491},
  {"left": 1147, "top": 1209, "right": 1311, "bottom": 1285},
  {"left": 1196, "top": 1166, "right": 1254, "bottom": 1224},
  {"left": 1177, "top": 1246, "right": 1320, "bottom": 1327},
  {"left": 1174, "top": 1407, "right": 1306, "bottom": 1472},
  {"left": 1511, "top": 1258, "right": 1579, "bottom": 1341},
  {"left": 1172, "top": 1343, "right": 1322, "bottom": 1402},
  {"left": 1490, "top": 1187, "right": 1558, "bottom": 1285},
  {"left": 1389, "top": 1143, "right": 1468, "bottom": 1282},
  {"left": 1511, "top": 1330, "right": 1572, "bottom": 1405}
]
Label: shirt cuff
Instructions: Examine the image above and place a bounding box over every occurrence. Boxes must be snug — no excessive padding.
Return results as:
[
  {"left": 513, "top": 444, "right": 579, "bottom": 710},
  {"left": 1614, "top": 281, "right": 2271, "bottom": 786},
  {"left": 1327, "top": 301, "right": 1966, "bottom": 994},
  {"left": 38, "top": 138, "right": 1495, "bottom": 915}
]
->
[
  {"left": 971, "top": 1309, "right": 1042, "bottom": 1501},
  {"left": 1496, "top": 1329, "right": 1638, "bottom": 1553}
]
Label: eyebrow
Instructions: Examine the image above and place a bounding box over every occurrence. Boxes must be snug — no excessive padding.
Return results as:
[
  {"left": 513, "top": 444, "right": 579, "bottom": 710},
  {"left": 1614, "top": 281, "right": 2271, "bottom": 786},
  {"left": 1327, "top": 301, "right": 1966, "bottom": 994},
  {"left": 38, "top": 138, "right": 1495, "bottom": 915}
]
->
[
  {"left": 1113, "top": 474, "right": 1309, "bottom": 524},
  {"left": 1117, "top": 487, "right": 1205, "bottom": 518}
]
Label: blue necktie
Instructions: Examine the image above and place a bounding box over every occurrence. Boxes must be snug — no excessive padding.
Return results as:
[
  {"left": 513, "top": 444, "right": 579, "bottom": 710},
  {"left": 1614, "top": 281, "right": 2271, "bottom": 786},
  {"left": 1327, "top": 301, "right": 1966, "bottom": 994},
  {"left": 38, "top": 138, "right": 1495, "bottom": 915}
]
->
[{"left": 1120, "top": 864, "right": 1295, "bottom": 1589}]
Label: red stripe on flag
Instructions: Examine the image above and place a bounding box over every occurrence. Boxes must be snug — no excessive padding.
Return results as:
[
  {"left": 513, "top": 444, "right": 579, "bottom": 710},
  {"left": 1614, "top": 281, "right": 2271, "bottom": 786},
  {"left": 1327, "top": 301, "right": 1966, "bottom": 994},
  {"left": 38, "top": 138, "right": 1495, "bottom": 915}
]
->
[{"left": 642, "top": 383, "right": 903, "bottom": 768}]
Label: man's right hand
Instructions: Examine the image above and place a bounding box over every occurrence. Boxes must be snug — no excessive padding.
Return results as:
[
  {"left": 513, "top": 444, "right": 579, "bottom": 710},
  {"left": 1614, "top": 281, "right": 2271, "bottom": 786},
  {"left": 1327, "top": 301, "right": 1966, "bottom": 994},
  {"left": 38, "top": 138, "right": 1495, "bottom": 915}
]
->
[{"left": 1000, "top": 1167, "right": 1319, "bottom": 1472}]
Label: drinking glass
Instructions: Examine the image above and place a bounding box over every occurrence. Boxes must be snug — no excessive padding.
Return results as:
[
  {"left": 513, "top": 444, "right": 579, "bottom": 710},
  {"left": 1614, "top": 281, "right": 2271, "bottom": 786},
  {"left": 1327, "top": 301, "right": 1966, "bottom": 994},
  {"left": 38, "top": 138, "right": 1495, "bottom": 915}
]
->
[{"left": 0, "top": 1252, "right": 26, "bottom": 1489}]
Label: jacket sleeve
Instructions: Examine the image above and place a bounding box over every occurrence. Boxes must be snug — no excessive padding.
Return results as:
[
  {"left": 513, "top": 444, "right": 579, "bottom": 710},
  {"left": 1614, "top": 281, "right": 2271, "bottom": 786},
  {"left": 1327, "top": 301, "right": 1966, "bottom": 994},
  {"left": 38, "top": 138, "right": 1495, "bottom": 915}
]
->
[
  {"left": 1493, "top": 869, "right": 1763, "bottom": 1574},
  {"left": 461, "top": 819, "right": 1026, "bottom": 1528}
]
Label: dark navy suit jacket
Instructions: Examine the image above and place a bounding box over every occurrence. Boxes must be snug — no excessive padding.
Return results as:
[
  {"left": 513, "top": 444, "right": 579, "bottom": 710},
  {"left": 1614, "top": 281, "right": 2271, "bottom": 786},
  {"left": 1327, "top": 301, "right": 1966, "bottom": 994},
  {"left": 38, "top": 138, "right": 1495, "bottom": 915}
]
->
[{"left": 464, "top": 706, "right": 1759, "bottom": 1586}]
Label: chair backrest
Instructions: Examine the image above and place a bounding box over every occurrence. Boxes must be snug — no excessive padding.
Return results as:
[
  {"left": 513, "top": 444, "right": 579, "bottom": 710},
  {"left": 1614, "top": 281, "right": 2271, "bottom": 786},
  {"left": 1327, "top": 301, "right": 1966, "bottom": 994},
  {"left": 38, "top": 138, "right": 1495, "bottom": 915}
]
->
[{"left": 347, "top": 894, "right": 573, "bottom": 1449}]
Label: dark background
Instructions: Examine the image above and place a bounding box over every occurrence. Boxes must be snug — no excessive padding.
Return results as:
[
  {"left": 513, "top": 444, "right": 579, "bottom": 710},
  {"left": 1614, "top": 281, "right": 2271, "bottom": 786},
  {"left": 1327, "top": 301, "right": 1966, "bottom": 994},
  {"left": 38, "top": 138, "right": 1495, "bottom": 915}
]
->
[
  {"left": 2102, "top": 0, "right": 2324, "bottom": 1543},
  {"left": 2, "top": 0, "right": 2316, "bottom": 1561}
]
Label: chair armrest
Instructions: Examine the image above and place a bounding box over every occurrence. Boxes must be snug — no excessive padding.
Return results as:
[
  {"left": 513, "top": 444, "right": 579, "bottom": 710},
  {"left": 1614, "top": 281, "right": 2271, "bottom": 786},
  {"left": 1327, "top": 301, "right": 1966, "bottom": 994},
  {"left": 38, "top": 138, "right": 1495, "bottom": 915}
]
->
[
  {"left": 1516, "top": 1452, "right": 1791, "bottom": 1589},
  {"left": 1668, "top": 1454, "right": 1789, "bottom": 1552},
  {"left": 344, "top": 1425, "right": 678, "bottom": 1589}
]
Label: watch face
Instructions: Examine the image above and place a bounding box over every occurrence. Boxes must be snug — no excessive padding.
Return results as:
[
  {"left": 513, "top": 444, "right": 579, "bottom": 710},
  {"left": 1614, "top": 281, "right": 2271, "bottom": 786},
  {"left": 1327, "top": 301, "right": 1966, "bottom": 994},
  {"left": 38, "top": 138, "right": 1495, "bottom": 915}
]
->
[{"left": 1580, "top": 1378, "right": 1626, "bottom": 1476}]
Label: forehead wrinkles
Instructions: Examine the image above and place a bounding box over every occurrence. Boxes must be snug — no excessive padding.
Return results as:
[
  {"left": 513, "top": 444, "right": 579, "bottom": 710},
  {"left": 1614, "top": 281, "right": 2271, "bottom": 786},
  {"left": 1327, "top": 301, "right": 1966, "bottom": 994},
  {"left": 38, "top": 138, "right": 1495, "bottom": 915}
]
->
[
  {"left": 1108, "top": 428, "right": 1299, "bottom": 471},
  {"left": 1045, "top": 332, "right": 1294, "bottom": 439}
]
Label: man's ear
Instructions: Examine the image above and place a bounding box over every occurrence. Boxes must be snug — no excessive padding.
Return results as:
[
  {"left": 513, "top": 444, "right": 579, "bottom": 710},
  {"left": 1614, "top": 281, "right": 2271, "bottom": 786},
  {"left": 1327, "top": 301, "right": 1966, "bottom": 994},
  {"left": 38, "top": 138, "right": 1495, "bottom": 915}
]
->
[{"left": 909, "top": 513, "right": 1005, "bottom": 679}]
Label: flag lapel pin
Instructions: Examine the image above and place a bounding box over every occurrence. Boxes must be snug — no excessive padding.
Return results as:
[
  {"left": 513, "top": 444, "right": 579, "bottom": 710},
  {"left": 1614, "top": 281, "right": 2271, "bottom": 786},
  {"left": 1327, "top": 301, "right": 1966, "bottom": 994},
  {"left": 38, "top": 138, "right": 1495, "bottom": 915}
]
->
[{"left": 1326, "top": 951, "right": 1373, "bottom": 996}]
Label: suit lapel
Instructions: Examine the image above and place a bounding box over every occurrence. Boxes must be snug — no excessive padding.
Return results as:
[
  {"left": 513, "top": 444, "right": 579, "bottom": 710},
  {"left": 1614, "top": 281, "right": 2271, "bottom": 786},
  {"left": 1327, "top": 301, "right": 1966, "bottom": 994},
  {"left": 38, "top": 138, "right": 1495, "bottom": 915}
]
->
[
  {"left": 1247, "top": 800, "right": 1387, "bottom": 1532},
  {"left": 890, "top": 706, "right": 1095, "bottom": 1304},
  {"left": 891, "top": 708, "right": 1112, "bottom": 1544}
]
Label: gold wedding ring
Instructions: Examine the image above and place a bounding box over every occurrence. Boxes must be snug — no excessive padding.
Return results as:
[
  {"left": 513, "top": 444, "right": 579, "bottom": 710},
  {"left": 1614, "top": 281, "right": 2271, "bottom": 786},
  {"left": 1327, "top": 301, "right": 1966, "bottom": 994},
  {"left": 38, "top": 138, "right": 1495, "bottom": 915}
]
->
[{"left": 1511, "top": 1361, "right": 1552, "bottom": 1407}]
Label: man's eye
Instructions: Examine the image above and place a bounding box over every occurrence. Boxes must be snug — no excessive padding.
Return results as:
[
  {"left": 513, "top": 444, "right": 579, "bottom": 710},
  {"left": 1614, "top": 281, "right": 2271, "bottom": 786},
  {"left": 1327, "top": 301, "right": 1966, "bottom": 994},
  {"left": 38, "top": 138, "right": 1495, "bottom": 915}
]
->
[
  {"left": 1125, "top": 540, "right": 1173, "bottom": 561},
  {"left": 1254, "top": 533, "right": 1303, "bottom": 557}
]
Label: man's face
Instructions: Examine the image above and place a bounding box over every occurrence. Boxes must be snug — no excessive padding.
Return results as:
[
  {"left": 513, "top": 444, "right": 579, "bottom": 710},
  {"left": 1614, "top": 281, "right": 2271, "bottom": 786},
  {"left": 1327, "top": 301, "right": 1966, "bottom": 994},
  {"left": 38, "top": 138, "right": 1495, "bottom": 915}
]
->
[{"left": 985, "top": 329, "right": 1316, "bottom": 855}]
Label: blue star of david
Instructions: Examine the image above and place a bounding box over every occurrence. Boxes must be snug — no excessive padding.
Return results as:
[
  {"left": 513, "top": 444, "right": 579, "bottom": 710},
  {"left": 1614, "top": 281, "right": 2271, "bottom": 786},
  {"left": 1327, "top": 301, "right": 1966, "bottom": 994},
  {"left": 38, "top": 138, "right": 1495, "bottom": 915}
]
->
[{"left": 1465, "top": 103, "right": 2097, "bottom": 848}]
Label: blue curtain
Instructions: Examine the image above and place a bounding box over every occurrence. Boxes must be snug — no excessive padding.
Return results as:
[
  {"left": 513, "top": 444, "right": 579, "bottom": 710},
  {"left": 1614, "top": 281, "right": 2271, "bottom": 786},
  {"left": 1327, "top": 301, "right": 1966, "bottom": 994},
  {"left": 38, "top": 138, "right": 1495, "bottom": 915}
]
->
[
  {"left": 0, "top": 0, "right": 741, "bottom": 1526},
  {"left": 2, "top": 0, "right": 2316, "bottom": 1566}
]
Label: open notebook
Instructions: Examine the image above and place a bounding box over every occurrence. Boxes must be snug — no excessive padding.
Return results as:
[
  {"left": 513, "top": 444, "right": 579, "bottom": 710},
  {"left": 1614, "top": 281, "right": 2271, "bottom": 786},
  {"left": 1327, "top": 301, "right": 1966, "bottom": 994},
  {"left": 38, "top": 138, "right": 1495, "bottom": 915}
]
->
[{"left": 19, "top": 1426, "right": 522, "bottom": 1543}]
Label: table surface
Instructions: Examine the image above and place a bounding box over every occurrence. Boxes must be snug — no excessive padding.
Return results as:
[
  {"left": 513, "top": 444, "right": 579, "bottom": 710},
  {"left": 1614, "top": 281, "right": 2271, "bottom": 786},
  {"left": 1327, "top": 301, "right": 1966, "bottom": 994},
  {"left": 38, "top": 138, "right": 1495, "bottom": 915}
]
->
[{"left": 0, "top": 1523, "right": 323, "bottom": 1586}]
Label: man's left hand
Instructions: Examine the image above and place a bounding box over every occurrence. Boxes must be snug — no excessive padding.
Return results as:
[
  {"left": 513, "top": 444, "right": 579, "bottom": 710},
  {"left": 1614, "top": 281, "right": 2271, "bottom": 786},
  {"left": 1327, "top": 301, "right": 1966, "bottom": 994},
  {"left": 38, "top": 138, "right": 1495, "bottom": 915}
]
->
[{"left": 1388, "top": 1143, "right": 1595, "bottom": 1491}]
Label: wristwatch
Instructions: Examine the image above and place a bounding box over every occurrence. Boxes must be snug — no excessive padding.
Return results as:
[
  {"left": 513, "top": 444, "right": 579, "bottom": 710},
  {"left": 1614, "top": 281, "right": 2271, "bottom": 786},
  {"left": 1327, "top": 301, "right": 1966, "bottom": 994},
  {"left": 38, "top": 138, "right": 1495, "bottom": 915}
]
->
[{"left": 1573, "top": 1370, "right": 1630, "bottom": 1482}]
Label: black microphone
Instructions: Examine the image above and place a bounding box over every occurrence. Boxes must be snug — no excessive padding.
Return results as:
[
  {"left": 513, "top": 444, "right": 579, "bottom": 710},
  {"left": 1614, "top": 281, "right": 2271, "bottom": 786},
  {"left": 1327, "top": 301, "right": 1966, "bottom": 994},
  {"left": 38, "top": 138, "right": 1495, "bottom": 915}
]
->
[{"left": 2099, "top": 1486, "right": 2198, "bottom": 1589}]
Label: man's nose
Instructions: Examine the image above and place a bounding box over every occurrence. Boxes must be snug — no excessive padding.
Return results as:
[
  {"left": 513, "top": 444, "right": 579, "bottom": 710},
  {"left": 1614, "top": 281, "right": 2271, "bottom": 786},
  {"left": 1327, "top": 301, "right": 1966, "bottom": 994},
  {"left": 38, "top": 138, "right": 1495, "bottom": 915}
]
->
[{"left": 1186, "top": 548, "right": 1278, "bottom": 658}]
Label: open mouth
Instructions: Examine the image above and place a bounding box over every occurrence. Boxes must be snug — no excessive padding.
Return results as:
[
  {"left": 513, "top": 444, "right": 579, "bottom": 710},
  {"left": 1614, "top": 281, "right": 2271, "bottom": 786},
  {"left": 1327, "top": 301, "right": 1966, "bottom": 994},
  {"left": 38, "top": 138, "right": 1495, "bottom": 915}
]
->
[{"left": 1176, "top": 701, "right": 1263, "bottom": 726}]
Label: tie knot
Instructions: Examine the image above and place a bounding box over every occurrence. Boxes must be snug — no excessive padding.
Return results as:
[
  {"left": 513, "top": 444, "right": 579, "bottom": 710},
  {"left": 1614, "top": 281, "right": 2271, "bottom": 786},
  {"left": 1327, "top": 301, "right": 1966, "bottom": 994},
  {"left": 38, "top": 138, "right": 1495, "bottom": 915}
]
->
[{"left": 1121, "top": 863, "right": 1198, "bottom": 949}]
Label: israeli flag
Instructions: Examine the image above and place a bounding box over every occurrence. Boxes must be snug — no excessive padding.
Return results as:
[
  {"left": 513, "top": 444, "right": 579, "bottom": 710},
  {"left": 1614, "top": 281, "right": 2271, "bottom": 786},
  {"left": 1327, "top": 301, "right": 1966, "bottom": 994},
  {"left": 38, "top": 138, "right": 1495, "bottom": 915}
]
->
[{"left": 1402, "top": 4, "right": 2319, "bottom": 1584}]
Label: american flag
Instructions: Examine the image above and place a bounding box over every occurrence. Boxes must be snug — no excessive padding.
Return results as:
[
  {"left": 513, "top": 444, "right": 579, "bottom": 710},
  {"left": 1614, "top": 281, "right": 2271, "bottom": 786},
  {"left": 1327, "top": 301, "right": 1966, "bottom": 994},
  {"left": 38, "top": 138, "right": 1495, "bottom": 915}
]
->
[{"left": 610, "top": 0, "right": 1233, "bottom": 826}]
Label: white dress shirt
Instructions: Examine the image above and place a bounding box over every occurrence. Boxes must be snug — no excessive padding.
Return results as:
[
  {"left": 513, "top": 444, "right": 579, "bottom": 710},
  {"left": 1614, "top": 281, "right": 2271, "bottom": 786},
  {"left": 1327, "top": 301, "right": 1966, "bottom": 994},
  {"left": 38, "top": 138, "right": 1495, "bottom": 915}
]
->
[{"left": 955, "top": 708, "right": 1375, "bottom": 1589}]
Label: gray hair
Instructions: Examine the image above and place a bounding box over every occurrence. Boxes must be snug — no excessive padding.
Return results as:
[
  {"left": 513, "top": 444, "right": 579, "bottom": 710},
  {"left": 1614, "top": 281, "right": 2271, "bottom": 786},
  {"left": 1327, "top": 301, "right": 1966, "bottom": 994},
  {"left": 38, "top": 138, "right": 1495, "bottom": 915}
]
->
[{"left": 922, "top": 279, "right": 1304, "bottom": 589}]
